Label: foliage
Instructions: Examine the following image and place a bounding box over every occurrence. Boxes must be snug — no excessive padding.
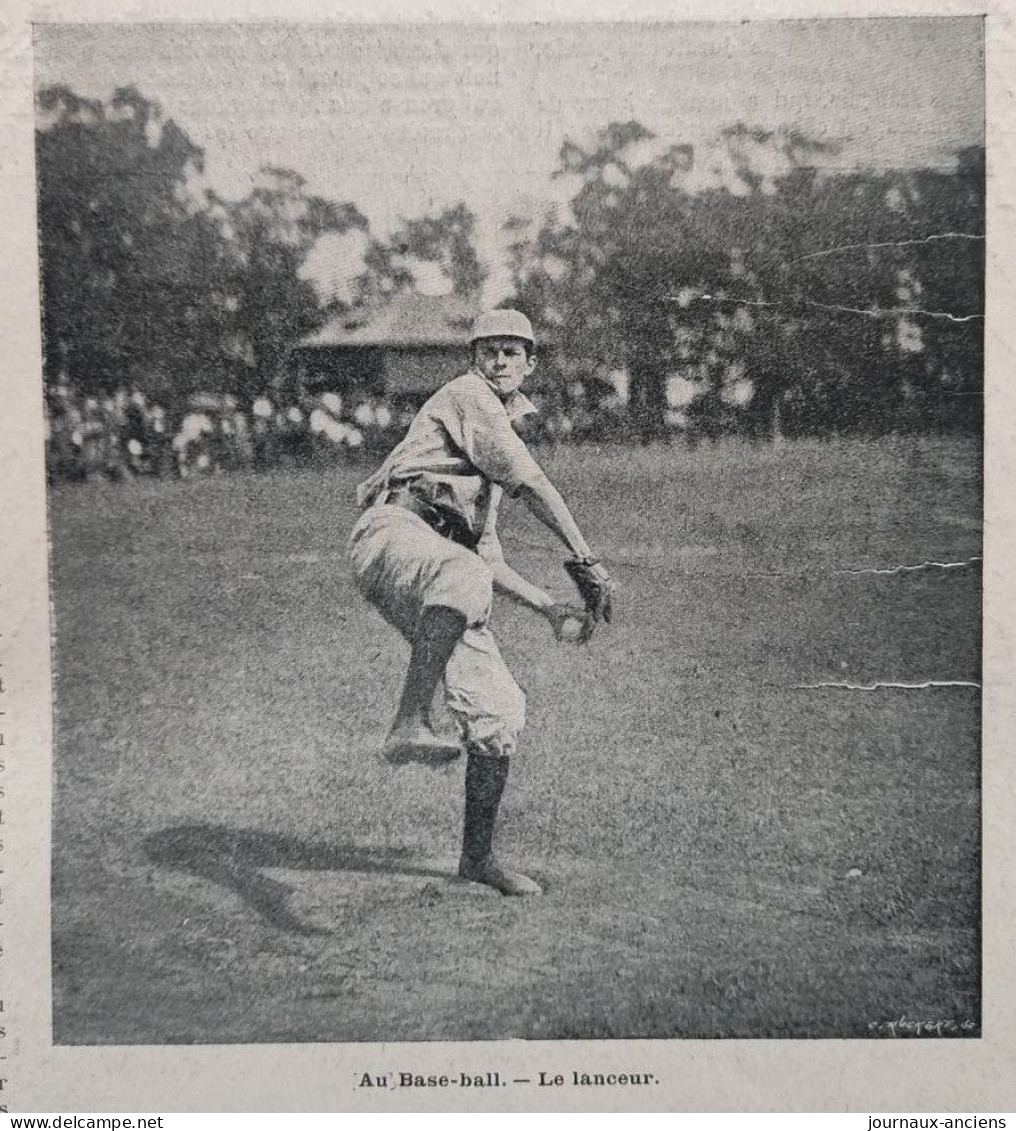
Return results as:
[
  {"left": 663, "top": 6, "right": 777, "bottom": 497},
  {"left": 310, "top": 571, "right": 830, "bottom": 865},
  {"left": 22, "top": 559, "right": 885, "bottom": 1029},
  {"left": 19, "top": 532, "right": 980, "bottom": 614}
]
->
[
  {"left": 209, "top": 168, "right": 366, "bottom": 393},
  {"left": 36, "top": 86, "right": 365, "bottom": 405},
  {"left": 36, "top": 84, "right": 982, "bottom": 437},
  {"left": 36, "top": 85, "right": 218, "bottom": 398},
  {"left": 506, "top": 121, "right": 984, "bottom": 439},
  {"left": 357, "top": 202, "right": 486, "bottom": 304}
]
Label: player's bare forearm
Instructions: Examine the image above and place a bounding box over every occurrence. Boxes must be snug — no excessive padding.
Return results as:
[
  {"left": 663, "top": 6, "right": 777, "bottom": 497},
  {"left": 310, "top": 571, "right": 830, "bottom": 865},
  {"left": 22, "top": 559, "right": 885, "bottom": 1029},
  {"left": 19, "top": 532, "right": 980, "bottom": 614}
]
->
[
  {"left": 515, "top": 477, "right": 595, "bottom": 560},
  {"left": 489, "top": 559, "right": 592, "bottom": 643},
  {"left": 488, "top": 559, "right": 554, "bottom": 616},
  {"left": 515, "top": 474, "right": 616, "bottom": 627}
]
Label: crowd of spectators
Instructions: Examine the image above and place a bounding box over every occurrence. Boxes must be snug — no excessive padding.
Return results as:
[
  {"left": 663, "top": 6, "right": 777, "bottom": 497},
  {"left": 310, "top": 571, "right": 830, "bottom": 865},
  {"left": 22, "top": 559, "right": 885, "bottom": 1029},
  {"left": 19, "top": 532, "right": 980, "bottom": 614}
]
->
[
  {"left": 45, "top": 383, "right": 398, "bottom": 484},
  {"left": 45, "top": 377, "right": 632, "bottom": 485}
]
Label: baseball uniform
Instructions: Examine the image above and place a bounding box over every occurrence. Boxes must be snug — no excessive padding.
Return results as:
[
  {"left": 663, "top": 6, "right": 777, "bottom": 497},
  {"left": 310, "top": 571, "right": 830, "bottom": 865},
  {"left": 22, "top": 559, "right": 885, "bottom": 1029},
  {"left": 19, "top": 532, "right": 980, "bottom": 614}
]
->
[{"left": 349, "top": 369, "right": 545, "bottom": 759}]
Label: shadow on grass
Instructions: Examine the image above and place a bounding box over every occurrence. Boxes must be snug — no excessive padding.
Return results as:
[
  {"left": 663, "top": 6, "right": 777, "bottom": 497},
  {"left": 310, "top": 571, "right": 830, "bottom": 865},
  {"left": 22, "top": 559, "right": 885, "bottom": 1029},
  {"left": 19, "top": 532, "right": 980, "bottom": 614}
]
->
[{"left": 143, "top": 824, "right": 454, "bottom": 935}]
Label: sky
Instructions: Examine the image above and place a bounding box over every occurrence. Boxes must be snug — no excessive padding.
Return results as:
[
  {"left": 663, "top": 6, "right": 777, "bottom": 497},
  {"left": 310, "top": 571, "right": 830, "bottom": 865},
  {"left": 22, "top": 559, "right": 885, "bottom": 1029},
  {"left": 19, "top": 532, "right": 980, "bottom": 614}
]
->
[{"left": 34, "top": 19, "right": 984, "bottom": 304}]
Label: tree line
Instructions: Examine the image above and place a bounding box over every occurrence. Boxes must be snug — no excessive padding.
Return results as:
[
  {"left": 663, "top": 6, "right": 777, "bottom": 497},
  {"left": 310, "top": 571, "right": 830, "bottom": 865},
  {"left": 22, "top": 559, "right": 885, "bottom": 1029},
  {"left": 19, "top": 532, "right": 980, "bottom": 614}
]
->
[
  {"left": 35, "top": 85, "right": 482, "bottom": 404},
  {"left": 506, "top": 121, "right": 983, "bottom": 440},
  {"left": 36, "top": 86, "right": 983, "bottom": 440}
]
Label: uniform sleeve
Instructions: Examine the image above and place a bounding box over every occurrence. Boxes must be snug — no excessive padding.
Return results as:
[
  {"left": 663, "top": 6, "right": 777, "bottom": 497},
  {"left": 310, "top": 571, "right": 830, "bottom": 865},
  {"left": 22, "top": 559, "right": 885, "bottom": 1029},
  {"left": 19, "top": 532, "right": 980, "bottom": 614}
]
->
[{"left": 444, "top": 379, "right": 547, "bottom": 497}]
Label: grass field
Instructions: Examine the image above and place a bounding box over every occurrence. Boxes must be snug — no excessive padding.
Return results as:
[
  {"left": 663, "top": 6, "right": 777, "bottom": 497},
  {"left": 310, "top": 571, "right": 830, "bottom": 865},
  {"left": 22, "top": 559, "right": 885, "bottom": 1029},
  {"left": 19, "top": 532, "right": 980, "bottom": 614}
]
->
[{"left": 49, "top": 436, "right": 981, "bottom": 1043}]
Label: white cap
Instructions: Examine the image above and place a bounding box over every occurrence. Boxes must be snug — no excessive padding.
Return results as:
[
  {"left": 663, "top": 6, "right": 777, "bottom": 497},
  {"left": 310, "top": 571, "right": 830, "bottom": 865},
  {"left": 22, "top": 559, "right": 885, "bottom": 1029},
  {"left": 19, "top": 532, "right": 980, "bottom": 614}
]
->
[{"left": 469, "top": 309, "right": 535, "bottom": 346}]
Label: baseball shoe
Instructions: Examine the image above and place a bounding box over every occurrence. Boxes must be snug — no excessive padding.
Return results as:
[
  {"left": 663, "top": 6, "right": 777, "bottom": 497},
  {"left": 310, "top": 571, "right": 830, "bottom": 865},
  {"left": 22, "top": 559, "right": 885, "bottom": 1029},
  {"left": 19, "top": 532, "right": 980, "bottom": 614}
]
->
[
  {"left": 458, "top": 853, "right": 543, "bottom": 896},
  {"left": 383, "top": 723, "right": 463, "bottom": 767}
]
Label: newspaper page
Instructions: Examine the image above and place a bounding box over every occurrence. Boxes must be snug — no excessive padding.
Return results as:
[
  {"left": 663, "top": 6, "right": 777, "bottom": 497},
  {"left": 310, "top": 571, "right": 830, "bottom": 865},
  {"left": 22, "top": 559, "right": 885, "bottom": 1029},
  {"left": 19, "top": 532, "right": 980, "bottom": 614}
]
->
[{"left": 0, "top": 0, "right": 1013, "bottom": 1114}]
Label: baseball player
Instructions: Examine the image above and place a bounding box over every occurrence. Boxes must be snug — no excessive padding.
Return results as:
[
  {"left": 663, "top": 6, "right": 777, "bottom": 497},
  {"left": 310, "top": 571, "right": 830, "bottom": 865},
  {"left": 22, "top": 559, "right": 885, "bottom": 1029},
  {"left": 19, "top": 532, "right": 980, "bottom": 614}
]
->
[{"left": 348, "top": 309, "right": 614, "bottom": 896}]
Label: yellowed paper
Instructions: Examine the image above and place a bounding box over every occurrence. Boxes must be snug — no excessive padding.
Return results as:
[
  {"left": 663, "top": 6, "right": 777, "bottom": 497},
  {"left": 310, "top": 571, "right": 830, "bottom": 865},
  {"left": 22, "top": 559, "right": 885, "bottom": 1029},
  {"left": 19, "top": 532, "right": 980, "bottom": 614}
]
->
[{"left": 1, "top": 0, "right": 1013, "bottom": 1113}]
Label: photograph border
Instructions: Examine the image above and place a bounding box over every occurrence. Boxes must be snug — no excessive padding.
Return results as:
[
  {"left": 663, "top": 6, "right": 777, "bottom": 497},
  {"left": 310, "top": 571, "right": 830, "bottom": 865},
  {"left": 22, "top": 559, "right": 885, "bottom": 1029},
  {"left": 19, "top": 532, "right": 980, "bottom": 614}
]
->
[{"left": 1, "top": 0, "right": 1013, "bottom": 1112}]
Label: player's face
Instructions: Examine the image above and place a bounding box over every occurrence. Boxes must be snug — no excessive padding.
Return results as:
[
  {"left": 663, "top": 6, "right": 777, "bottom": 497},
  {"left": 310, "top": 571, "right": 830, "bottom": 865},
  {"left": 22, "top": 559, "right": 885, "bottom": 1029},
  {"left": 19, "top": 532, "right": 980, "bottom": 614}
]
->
[{"left": 473, "top": 337, "right": 537, "bottom": 396}]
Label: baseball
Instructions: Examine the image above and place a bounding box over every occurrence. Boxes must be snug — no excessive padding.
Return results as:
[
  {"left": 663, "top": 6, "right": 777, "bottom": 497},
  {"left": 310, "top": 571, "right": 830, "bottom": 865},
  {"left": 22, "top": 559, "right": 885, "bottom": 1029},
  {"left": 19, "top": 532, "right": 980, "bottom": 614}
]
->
[{"left": 559, "top": 614, "right": 586, "bottom": 643}]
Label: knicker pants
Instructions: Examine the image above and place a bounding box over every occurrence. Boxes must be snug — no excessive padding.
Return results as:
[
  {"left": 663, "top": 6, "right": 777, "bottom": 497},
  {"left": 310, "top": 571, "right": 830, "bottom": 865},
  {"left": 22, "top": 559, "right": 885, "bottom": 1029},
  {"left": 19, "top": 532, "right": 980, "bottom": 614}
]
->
[{"left": 348, "top": 504, "right": 526, "bottom": 758}]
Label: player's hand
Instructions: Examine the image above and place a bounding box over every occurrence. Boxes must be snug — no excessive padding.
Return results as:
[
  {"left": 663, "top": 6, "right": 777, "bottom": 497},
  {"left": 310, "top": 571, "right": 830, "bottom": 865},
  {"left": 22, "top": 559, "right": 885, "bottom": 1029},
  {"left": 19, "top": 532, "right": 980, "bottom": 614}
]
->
[
  {"left": 564, "top": 557, "right": 616, "bottom": 624},
  {"left": 545, "top": 601, "right": 594, "bottom": 645}
]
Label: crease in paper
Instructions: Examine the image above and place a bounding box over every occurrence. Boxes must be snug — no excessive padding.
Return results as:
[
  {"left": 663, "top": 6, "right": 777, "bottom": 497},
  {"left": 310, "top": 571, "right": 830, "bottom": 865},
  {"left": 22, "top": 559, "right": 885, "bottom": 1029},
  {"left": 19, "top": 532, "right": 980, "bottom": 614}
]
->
[
  {"left": 836, "top": 556, "right": 982, "bottom": 576},
  {"left": 797, "top": 232, "right": 985, "bottom": 261},
  {"left": 689, "top": 294, "right": 982, "bottom": 323},
  {"left": 794, "top": 680, "right": 981, "bottom": 691}
]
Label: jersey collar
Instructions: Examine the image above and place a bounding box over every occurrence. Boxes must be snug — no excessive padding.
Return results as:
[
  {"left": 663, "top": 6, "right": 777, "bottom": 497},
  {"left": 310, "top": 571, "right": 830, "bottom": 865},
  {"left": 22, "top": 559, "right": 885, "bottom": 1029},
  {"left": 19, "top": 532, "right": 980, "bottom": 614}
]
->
[{"left": 473, "top": 369, "right": 539, "bottom": 422}]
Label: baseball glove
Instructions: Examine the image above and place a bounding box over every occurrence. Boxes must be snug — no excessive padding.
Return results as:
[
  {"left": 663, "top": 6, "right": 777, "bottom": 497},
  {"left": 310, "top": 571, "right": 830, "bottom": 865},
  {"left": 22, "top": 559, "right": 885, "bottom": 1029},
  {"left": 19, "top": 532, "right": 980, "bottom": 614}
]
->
[{"left": 564, "top": 557, "right": 615, "bottom": 624}]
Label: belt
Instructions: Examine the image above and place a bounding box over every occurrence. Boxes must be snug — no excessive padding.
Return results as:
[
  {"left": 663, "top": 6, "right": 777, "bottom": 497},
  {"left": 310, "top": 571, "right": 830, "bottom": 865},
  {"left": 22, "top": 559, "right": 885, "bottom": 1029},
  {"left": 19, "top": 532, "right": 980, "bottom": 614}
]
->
[{"left": 384, "top": 484, "right": 480, "bottom": 551}]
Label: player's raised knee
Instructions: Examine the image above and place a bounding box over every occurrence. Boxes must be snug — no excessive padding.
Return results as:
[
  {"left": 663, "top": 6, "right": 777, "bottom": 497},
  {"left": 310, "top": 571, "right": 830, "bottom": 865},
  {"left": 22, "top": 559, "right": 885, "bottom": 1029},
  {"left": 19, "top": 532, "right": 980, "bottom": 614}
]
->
[{"left": 427, "top": 555, "right": 493, "bottom": 625}]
